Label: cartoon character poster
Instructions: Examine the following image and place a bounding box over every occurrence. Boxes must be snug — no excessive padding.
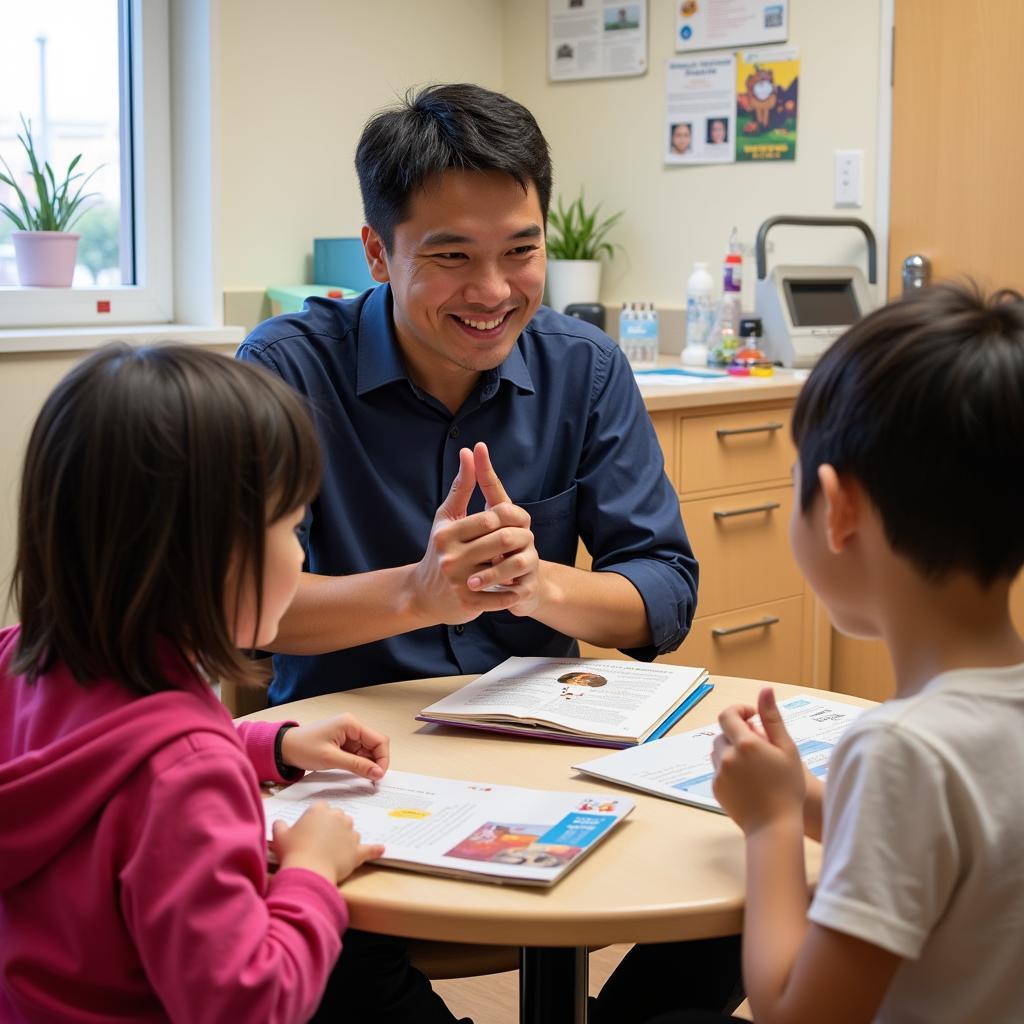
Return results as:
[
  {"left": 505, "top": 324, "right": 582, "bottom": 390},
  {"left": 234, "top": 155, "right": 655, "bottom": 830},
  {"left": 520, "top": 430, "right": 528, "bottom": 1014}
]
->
[{"left": 735, "top": 47, "right": 799, "bottom": 161}]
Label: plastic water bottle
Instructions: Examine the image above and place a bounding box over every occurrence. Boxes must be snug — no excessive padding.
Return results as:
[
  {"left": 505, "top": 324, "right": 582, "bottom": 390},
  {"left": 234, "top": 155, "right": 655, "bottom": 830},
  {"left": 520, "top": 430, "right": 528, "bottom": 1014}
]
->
[
  {"left": 619, "top": 302, "right": 659, "bottom": 369},
  {"left": 683, "top": 262, "right": 714, "bottom": 365}
]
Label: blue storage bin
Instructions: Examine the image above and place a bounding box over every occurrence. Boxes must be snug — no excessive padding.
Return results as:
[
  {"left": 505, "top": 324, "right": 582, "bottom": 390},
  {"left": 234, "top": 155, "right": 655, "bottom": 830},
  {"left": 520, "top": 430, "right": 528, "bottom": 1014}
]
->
[{"left": 313, "top": 237, "right": 378, "bottom": 292}]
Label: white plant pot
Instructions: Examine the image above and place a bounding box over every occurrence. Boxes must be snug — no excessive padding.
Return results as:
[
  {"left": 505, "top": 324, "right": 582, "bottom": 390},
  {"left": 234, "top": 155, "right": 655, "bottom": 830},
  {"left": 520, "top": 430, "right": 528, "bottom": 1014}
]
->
[
  {"left": 545, "top": 258, "right": 602, "bottom": 315},
  {"left": 12, "top": 231, "right": 80, "bottom": 287}
]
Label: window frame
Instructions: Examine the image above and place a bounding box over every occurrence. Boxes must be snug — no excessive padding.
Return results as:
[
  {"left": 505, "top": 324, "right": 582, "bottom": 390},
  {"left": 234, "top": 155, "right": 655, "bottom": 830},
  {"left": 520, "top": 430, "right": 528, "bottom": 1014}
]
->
[{"left": 0, "top": 0, "right": 173, "bottom": 328}]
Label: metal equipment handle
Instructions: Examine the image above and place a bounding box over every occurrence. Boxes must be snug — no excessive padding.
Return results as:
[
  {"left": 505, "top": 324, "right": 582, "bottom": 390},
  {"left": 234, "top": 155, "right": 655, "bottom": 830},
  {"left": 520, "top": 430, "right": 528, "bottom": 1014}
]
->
[
  {"left": 713, "top": 502, "right": 781, "bottom": 520},
  {"left": 755, "top": 215, "right": 877, "bottom": 283},
  {"left": 716, "top": 422, "right": 783, "bottom": 438},
  {"left": 711, "top": 616, "right": 780, "bottom": 637}
]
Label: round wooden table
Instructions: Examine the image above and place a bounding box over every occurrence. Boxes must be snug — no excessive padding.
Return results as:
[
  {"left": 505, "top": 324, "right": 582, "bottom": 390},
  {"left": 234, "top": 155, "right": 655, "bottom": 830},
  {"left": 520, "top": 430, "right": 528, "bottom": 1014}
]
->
[{"left": 242, "top": 675, "right": 870, "bottom": 1023}]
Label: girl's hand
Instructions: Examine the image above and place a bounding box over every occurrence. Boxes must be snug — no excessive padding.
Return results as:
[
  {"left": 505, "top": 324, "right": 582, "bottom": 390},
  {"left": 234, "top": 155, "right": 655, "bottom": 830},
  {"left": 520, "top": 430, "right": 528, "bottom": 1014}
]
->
[
  {"left": 711, "top": 687, "right": 805, "bottom": 836},
  {"left": 281, "top": 714, "right": 390, "bottom": 780},
  {"left": 272, "top": 802, "right": 384, "bottom": 885}
]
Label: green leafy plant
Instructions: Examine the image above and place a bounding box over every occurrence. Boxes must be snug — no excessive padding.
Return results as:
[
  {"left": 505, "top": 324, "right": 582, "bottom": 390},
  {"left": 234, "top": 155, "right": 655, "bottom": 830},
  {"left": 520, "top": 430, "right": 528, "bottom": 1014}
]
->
[
  {"left": 546, "top": 189, "right": 624, "bottom": 261},
  {"left": 0, "top": 115, "right": 99, "bottom": 232}
]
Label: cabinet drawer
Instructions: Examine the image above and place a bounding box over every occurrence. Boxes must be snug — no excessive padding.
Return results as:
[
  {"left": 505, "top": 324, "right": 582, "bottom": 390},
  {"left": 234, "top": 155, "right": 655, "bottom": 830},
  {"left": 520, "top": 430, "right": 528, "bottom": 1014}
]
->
[
  {"left": 662, "top": 596, "right": 804, "bottom": 685},
  {"left": 682, "top": 487, "right": 801, "bottom": 617},
  {"left": 679, "top": 407, "right": 794, "bottom": 494}
]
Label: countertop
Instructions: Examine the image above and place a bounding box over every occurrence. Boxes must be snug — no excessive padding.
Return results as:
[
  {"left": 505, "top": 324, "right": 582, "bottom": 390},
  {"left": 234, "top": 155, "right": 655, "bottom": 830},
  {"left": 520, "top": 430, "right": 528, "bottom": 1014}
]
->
[{"left": 636, "top": 361, "right": 807, "bottom": 411}]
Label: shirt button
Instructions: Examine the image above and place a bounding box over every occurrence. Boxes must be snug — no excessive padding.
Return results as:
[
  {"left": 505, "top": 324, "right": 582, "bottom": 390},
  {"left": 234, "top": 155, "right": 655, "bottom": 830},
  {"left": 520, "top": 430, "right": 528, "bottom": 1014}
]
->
[
  {"left": 449, "top": 425, "right": 460, "bottom": 439},
  {"left": 453, "top": 624, "right": 465, "bottom": 635}
]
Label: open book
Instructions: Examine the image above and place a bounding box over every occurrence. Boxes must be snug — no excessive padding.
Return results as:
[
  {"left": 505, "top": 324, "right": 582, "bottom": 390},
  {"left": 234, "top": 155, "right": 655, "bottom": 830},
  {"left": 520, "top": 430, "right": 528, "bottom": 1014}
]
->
[
  {"left": 263, "top": 769, "right": 634, "bottom": 887},
  {"left": 573, "top": 694, "right": 865, "bottom": 813},
  {"left": 417, "top": 656, "right": 712, "bottom": 748}
]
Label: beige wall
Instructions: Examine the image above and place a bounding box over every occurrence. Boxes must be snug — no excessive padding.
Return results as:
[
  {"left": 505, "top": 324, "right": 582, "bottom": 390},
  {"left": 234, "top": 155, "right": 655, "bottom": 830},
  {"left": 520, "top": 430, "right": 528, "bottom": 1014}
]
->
[
  {"left": 218, "top": 0, "right": 506, "bottom": 289},
  {"left": 502, "top": 0, "right": 883, "bottom": 316}
]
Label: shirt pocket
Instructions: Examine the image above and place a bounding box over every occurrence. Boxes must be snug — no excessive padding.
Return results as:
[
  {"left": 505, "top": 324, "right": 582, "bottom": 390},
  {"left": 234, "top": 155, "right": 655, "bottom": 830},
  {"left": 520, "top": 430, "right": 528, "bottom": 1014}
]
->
[{"left": 518, "top": 483, "right": 578, "bottom": 567}]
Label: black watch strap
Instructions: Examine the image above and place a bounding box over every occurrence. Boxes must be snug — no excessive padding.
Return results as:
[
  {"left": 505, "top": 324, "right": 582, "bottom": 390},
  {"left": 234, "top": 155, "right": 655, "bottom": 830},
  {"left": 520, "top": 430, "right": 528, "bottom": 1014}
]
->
[{"left": 274, "top": 723, "right": 298, "bottom": 777}]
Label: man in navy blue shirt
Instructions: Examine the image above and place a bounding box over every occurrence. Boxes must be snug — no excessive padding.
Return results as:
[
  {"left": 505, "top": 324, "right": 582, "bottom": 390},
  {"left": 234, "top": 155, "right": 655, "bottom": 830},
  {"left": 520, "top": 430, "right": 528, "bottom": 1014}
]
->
[
  {"left": 238, "top": 88, "right": 698, "bottom": 709},
  {"left": 238, "top": 85, "right": 736, "bottom": 1024}
]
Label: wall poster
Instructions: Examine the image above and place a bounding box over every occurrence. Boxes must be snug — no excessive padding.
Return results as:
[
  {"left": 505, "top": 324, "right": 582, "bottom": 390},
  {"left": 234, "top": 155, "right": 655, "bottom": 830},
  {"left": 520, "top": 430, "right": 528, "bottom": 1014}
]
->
[
  {"left": 675, "top": 0, "right": 788, "bottom": 53},
  {"left": 549, "top": 0, "right": 649, "bottom": 82},
  {"left": 735, "top": 47, "right": 799, "bottom": 161}
]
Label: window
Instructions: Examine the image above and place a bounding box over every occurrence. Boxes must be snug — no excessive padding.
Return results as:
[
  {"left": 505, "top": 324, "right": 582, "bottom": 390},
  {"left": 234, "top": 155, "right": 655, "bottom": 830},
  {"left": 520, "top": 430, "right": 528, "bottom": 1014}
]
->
[{"left": 0, "top": 0, "right": 172, "bottom": 327}]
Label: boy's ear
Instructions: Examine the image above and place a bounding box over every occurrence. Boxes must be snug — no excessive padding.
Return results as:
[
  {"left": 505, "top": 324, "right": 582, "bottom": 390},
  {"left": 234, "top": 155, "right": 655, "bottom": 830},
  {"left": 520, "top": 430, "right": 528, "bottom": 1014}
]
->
[
  {"left": 818, "top": 464, "right": 860, "bottom": 555},
  {"left": 361, "top": 225, "right": 391, "bottom": 284}
]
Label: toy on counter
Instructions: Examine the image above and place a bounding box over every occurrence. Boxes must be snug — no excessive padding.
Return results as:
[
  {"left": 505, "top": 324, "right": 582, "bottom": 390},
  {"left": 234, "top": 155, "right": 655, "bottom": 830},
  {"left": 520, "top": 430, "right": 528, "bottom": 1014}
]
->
[{"left": 726, "top": 343, "right": 774, "bottom": 377}]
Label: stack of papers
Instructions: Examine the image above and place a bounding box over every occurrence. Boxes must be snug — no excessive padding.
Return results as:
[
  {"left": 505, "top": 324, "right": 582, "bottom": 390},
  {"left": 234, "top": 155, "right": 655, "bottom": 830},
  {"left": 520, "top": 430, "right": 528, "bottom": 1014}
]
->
[{"left": 574, "top": 695, "right": 864, "bottom": 812}]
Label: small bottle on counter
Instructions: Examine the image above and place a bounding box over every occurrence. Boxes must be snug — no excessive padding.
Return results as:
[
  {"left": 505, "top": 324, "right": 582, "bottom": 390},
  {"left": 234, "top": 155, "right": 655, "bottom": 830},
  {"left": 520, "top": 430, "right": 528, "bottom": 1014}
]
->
[
  {"left": 683, "top": 262, "right": 714, "bottom": 366},
  {"left": 619, "top": 301, "right": 659, "bottom": 369}
]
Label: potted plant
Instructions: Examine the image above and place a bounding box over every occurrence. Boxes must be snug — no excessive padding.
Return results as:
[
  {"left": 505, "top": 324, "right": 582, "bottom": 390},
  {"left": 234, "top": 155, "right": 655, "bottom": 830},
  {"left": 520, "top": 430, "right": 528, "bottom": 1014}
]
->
[
  {"left": 544, "top": 189, "right": 623, "bottom": 314},
  {"left": 0, "top": 115, "right": 99, "bottom": 287}
]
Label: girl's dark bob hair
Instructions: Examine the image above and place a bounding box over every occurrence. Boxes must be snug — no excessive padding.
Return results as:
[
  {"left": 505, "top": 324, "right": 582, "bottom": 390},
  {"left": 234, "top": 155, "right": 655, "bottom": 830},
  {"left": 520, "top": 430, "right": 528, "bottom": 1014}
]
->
[{"left": 10, "top": 343, "right": 320, "bottom": 695}]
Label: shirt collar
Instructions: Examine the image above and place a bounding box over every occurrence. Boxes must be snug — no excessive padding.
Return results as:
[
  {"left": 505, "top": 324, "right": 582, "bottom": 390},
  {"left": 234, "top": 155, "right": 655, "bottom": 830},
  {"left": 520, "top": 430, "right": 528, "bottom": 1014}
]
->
[{"left": 355, "top": 284, "right": 536, "bottom": 398}]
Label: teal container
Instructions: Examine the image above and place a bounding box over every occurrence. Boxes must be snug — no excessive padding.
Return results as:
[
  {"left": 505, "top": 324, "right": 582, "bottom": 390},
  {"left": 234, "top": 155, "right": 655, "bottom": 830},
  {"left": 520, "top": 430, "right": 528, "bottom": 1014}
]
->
[{"left": 313, "top": 237, "right": 378, "bottom": 292}]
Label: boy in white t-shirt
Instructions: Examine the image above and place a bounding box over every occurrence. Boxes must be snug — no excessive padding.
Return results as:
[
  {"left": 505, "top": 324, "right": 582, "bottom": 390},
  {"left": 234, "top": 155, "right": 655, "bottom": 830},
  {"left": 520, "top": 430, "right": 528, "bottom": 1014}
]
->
[{"left": 704, "top": 283, "right": 1024, "bottom": 1024}]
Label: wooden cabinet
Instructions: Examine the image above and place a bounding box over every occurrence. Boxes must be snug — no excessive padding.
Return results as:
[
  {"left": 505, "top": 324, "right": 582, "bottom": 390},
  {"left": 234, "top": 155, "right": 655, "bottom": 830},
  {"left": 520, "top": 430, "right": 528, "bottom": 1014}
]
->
[{"left": 580, "top": 387, "right": 826, "bottom": 689}]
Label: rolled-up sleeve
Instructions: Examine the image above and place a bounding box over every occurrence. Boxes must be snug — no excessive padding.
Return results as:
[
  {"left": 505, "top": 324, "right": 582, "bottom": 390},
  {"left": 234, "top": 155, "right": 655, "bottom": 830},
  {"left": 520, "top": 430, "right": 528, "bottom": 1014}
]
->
[{"left": 576, "top": 345, "right": 698, "bottom": 659}]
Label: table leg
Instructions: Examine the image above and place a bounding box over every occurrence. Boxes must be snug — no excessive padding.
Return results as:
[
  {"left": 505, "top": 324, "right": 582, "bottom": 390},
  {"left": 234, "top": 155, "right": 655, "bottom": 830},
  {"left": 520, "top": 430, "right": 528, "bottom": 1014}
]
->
[{"left": 519, "top": 946, "right": 588, "bottom": 1024}]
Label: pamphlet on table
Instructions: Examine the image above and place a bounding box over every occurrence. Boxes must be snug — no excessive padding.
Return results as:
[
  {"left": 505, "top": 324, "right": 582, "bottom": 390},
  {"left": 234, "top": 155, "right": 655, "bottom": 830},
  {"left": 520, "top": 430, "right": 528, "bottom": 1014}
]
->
[
  {"left": 573, "top": 694, "right": 865, "bottom": 813},
  {"left": 263, "top": 769, "right": 634, "bottom": 886},
  {"left": 417, "top": 656, "right": 713, "bottom": 748}
]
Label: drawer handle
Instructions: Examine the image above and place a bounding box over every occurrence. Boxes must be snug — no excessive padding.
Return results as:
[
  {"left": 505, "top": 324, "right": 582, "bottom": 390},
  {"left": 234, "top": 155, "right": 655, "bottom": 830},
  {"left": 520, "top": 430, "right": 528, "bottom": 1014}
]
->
[
  {"left": 713, "top": 501, "right": 781, "bottom": 519},
  {"left": 712, "top": 616, "right": 780, "bottom": 638},
  {"left": 716, "top": 422, "right": 784, "bottom": 438}
]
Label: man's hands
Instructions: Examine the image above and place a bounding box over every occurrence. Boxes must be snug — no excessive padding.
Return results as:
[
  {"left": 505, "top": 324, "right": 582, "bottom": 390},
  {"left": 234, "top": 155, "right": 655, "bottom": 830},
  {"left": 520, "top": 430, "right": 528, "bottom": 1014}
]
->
[
  {"left": 712, "top": 687, "right": 806, "bottom": 836},
  {"left": 281, "top": 714, "right": 390, "bottom": 780},
  {"left": 407, "top": 442, "right": 545, "bottom": 624}
]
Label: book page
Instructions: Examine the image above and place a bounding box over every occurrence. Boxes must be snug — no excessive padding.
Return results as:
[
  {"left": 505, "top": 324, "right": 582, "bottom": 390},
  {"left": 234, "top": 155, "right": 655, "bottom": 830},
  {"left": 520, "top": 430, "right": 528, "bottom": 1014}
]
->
[
  {"left": 263, "top": 768, "right": 634, "bottom": 885},
  {"left": 574, "top": 695, "right": 865, "bottom": 812},
  {"left": 420, "top": 657, "right": 707, "bottom": 741}
]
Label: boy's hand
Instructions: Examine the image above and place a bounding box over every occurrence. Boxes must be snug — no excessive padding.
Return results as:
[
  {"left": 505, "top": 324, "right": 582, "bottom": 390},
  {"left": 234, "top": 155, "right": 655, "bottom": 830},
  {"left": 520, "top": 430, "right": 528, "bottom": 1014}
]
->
[
  {"left": 711, "top": 687, "right": 806, "bottom": 835},
  {"left": 281, "top": 714, "right": 390, "bottom": 780},
  {"left": 272, "top": 802, "right": 384, "bottom": 885}
]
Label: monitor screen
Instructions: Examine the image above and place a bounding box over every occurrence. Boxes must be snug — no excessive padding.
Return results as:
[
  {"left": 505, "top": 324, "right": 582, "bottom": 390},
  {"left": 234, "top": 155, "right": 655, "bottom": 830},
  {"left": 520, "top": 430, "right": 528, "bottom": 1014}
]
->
[{"left": 783, "top": 279, "right": 860, "bottom": 327}]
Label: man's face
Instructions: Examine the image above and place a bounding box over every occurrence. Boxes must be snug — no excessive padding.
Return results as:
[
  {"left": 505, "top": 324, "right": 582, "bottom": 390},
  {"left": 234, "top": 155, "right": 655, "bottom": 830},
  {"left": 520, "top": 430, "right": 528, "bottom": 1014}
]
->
[{"left": 364, "top": 169, "right": 546, "bottom": 389}]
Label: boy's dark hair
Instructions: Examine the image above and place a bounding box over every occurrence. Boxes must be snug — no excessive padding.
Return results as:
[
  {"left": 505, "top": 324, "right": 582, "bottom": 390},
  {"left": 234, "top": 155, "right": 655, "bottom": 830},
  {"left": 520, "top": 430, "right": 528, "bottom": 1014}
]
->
[
  {"left": 10, "top": 344, "right": 320, "bottom": 695},
  {"left": 792, "top": 281, "right": 1024, "bottom": 586},
  {"left": 355, "top": 83, "right": 553, "bottom": 251}
]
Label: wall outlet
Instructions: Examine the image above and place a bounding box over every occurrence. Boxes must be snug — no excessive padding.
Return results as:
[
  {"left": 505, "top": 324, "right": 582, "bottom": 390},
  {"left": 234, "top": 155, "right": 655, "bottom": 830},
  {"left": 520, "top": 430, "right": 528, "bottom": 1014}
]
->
[{"left": 833, "top": 149, "right": 863, "bottom": 207}]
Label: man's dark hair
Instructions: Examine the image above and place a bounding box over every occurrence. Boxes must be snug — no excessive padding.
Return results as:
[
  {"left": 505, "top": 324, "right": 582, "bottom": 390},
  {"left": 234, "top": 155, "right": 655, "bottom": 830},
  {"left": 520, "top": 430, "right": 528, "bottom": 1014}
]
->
[
  {"left": 355, "top": 83, "right": 553, "bottom": 251},
  {"left": 10, "top": 344, "right": 320, "bottom": 695},
  {"left": 792, "top": 281, "right": 1024, "bottom": 586}
]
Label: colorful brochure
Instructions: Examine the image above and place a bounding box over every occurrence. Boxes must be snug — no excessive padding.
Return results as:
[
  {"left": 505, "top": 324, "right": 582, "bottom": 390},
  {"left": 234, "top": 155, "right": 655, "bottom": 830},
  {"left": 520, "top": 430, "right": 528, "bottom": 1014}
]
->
[
  {"left": 417, "top": 656, "right": 713, "bottom": 748},
  {"left": 573, "top": 694, "right": 865, "bottom": 812},
  {"left": 263, "top": 769, "right": 634, "bottom": 887}
]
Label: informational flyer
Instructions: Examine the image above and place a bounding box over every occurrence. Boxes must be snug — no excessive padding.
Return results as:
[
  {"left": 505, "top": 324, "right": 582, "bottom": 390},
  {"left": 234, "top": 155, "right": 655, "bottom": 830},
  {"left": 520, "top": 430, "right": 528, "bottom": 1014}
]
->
[
  {"left": 263, "top": 769, "right": 634, "bottom": 886},
  {"left": 575, "top": 695, "right": 864, "bottom": 813},
  {"left": 675, "top": 0, "right": 788, "bottom": 53},
  {"left": 548, "top": 0, "right": 648, "bottom": 82},
  {"left": 665, "top": 54, "right": 737, "bottom": 165},
  {"left": 735, "top": 46, "right": 799, "bottom": 161}
]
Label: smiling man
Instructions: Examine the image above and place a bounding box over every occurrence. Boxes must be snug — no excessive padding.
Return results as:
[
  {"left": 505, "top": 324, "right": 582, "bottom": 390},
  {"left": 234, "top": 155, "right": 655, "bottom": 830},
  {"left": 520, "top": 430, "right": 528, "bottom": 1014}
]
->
[
  {"left": 236, "top": 84, "right": 723, "bottom": 1024},
  {"left": 237, "top": 83, "right": 698, "bottom": 707}
]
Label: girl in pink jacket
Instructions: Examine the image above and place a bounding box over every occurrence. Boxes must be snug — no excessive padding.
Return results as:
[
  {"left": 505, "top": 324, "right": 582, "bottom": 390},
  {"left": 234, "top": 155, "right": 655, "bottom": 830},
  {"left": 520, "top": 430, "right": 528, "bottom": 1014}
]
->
[{"left": 0, "top": 344, "right": 390, "bottom": 1023}]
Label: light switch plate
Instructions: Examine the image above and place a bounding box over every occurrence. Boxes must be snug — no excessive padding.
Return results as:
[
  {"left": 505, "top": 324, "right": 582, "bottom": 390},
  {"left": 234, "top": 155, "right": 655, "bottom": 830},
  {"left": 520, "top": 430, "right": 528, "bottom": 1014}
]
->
[{"left": 833, "top": 149, "right": 863, "bottom": 207}]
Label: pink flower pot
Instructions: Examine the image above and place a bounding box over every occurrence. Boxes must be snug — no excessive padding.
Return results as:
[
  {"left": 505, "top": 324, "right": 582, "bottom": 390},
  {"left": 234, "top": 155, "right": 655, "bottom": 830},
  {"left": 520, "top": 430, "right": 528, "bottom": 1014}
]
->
[{"left": 11, "top": 231, "right": 81, "bottom": 287}]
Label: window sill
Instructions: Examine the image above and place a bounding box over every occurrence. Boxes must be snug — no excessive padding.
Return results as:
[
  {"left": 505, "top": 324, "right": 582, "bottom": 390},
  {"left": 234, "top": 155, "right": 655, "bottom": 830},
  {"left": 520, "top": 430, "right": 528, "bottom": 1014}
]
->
[{"left": 0, "top": 323, "right": 244, "bottom": 355}]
